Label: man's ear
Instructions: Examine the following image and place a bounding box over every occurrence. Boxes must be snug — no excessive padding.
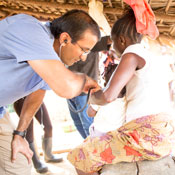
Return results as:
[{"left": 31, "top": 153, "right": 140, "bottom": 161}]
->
[{"left": 59, "top": 32, "right": 71, "bottom": 46}]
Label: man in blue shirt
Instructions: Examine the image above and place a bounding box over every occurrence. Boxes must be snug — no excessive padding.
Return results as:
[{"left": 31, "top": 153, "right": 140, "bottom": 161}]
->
[{"left": 0, "top": 10, "right": 100, "bottom": 174}]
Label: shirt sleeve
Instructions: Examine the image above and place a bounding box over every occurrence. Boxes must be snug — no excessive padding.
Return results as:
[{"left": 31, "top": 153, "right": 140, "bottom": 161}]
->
[
  {"left": 122, "top": 44, "right": 148, "bottom": 62},
  {"left": 91, "top": 36, "right": 109, "bottom": 52},
  {"left": 90, "top": 104, "right": 100, "bottom": 111},
  {"left": 41, "top": 82, "right": 51, "bottom": 90},
  {"left": 2, "top": 18, "right": 60, "bottom": 63}
]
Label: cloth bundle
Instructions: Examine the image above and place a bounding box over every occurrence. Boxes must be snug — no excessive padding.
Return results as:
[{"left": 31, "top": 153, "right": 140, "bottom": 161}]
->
[{"left": 124, "top": 0, "right": 159, "bottom": 39}]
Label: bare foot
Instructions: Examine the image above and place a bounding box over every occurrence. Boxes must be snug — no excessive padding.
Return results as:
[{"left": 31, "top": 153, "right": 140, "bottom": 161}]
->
[{"left": 76, "top": 168, "right": 100, "bottom": 175}]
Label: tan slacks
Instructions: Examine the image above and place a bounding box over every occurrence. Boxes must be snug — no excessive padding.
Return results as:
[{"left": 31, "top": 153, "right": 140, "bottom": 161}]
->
[{"left": 0, "top": 112, "right": 31, "bottom": 175}]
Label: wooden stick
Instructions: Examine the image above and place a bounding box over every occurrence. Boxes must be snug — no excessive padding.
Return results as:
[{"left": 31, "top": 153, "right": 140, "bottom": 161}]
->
[{"left": 40, "top": 148, "right": 72, "bottom": 156}]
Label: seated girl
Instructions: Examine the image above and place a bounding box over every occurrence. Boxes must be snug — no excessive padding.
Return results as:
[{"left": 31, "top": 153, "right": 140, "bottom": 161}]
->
[{"left": 67, "top": 7, "right": 175, "bottom": 175}]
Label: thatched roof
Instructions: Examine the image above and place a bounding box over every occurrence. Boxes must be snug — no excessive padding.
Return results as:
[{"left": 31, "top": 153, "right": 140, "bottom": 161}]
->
[{"left": 0, "top": 0, "right": 175, "bottom": 39}]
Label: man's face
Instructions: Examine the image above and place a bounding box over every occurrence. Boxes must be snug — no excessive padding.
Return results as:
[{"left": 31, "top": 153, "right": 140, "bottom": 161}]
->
[{"left": 61, "top": 30, "right": 98, "bottom": 66}]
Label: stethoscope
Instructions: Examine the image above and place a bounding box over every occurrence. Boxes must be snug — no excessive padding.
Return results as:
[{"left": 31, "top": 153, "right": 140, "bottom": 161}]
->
[
  {"left": 67, "top": 88, "right": 92, "bottom": 113},
  {"left": 59, "top": 43, "right": 93, "bottom": 113},
  {"left": 40, "top": 88, "right": 92, "bottom": 131}
]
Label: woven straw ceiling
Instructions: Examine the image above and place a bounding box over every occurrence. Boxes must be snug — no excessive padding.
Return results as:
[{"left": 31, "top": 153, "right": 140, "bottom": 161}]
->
[{"left": 0, "top": 0, "right": 175, "bottom": 38}]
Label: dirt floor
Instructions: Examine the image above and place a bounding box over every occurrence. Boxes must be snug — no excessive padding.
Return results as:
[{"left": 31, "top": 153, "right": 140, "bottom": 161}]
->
[
  {"left": 31, "top": 152, "right": 77, "bottom": 175},
  {"left": 31, "top": 128, "right": 83, "bottom": 175}
]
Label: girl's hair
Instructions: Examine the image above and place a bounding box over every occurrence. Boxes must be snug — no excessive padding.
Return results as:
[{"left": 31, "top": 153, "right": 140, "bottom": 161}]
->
[
  {"left": 111, "top": 8, "right": 142, "bottom": 43},
  {"left": 50, "top": 9, "right": 101, "bottom": 43}
]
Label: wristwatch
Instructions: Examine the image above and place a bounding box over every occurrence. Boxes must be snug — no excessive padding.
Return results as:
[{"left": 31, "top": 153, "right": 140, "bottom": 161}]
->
[{"left": 13, "top": 130, "right": 26, "bottom": 138}]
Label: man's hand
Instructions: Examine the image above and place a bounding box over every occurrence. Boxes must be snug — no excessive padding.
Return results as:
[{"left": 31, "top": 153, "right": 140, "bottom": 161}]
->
[
  {"left": 11, "top": 135, "right": 33, "bottom": 164},
  {"left": 83, "top": 75, "right": 101, "bottom": 94}
]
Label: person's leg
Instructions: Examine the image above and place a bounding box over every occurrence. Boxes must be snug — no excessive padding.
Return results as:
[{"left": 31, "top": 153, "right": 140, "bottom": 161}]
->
[
  {"left": 26, "top": 119, "right": 34, "bottom": 143},
  {"left": 35, "top": 103, "right": 63, "bottom": 163},
  {"left": 35, "top": 103, "right": 52, "bottom": 138},
  {"left": 26, "top": 120, "right": 48, "bottom": 173},
  {"left": 29, "top": 141, "right": 48, "bottom": 173},
  {"left": 0, "top": 112, "right": 31, "bottom": 175},
  {"left": 14, "top": 98, "right": 48, "bottom": 173},
  {"left": 13, "top": 97, "right": 25, "bottom": 116},
  {"left": 67, "top": 95, "right": 94, "bottom": 139},
  {"left": 67, "top": 98, "right": 87, "bottom": 139},
  {"left": 75, "top": 95, "right": 94, "bottom": 137},
  {"left": 68, "top": 114, "right": 175, "bottom": 173}
]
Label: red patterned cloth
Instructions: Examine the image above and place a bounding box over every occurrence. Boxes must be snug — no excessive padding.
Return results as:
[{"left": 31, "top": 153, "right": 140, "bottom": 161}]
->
[
  {"left": 124, "top": 0, "right": 159, "bottom": 39},
  {"left": 68, "top": 113, "right": 175, "bottom": 173}
]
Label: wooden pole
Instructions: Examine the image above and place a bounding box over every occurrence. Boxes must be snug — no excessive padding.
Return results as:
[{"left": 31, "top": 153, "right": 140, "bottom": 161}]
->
[{"left": 39, "top": 148, "right": 72, "bottom": 156}]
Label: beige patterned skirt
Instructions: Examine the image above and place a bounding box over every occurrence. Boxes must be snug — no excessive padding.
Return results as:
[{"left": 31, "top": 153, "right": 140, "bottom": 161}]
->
[{"left": 67, "top": 113, "right": 175, "bottom": 173}]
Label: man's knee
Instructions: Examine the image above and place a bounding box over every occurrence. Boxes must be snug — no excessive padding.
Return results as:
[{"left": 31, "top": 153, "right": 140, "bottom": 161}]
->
[{"left": 0, "top": 144, "right": 32, "bottom": 175}]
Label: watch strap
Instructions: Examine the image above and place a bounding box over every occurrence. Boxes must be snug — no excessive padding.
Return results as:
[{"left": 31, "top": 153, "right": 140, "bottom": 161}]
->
[{"left": 13, "top": 130, "right": 26, "bottom": 138}]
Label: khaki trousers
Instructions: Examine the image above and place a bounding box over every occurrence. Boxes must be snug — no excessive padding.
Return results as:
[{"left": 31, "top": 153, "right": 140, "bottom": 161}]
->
[{"left": 0, "top": 112, "right": 31, "bottom": 175}]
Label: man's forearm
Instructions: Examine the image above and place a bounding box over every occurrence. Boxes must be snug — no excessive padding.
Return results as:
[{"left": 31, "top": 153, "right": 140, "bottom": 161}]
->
[
  {"left": 16, "top": 89, "right": 45, "bottom": 131},
  {"left": 71, "top": 72, "right": 86, "bottom": 97}
]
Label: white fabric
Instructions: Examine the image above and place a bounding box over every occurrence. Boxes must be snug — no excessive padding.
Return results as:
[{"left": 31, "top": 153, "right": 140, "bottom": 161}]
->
[
  {"left": 124, "top": 44, "right": 172, "bottom": 122},
  {"left": 88, "top": 0, "right": 111, "bottom": 36},
  {"left": 90, "top": 104, "right": 100, "bottom": 111},
  {"left": 89, "top": 97, "right": 126, "bottom": 137}
]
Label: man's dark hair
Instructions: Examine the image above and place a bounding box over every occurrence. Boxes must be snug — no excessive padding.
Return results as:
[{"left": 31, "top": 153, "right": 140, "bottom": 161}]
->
[
  {"left": 111, "top": 9, "right": 142, "bottom": 43},
  {"left": 50, "top": 9, "right": 101, "bottom": 42}
]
